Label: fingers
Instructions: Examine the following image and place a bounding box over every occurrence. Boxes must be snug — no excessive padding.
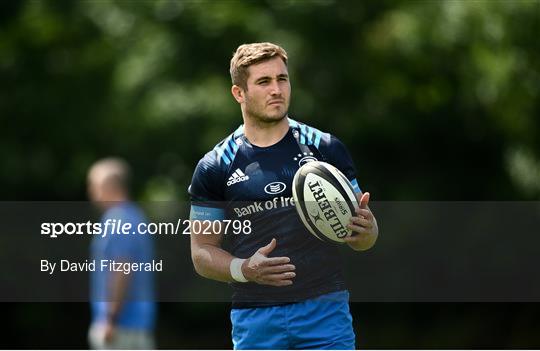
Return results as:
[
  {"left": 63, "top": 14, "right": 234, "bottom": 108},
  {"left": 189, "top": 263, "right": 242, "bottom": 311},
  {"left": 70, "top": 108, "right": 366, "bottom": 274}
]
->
[
  {"left": 249, "top": 239, "right": 297, "bottom": 286},
  {"left": 354, "top": 208, "right": 373, "bottom": 220},
  {"left": 258, "top": 238, "right": 276, "bottom": 256},
  {"left": 356, "top": 192, "right": 371, "bottom": 208},
  {"left": 262, "top": 263, "right": 296, "bottom": 274},
  {"left": 259, "top": 260, "right": 295, "bottom": 285},
  {"left": 361, "top": 192, "right": 370, "bottom": 207},
  {"left": 350, "top": 208, "right": 373, "bottom": 234},
  {"left": 356, "top": 192, "right": 371, "bottom": 209},
  {"left": 343, "top": 236, "right": 364, "bottom": 246},
  {"left": 343, "top": 236, "right": 357, "bottom": 243},
  {"left": 347, "top": 223, "right": 371, "bottom": 235},
  {"left": 267, "top": 272, "right": 296, "bottom": 280},
  {"left": 264, "top": 256, "right": 291, "bottom": 266},
  {"left": 268, "top": 280, "right": 293, "bottom": 287},
  {"left": 263, "top": 272, "right": 296, "bottom": 286},
  {"left": 246, "top": 253, "right": 296, "bottom": 286},
  {"left": 349, "top": 216, "right": 372, "bottom": 229}
]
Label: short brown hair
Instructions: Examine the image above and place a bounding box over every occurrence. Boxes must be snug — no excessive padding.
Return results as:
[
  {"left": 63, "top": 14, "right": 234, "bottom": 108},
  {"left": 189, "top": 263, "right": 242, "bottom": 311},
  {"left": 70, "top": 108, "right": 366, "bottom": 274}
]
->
[{"left": 230, "top": 42, "right": 288, "bottom": 90}]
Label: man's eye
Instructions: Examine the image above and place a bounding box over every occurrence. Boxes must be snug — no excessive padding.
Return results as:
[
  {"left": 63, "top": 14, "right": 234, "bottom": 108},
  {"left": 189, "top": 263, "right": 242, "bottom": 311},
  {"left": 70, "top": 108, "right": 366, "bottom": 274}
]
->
[{"left": 258, "top": 80, "right": 269, "bottom": 85}]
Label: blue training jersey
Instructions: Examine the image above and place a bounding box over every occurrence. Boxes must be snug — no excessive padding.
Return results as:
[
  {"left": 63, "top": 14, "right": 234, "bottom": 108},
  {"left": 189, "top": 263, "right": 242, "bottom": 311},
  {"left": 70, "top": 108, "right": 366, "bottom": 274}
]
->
[
  {"left": 90, "top": 202, "right": 156, "bottom": 329},
  {"left": 188, "top": 118, "right": 361, "bottom": 308}
]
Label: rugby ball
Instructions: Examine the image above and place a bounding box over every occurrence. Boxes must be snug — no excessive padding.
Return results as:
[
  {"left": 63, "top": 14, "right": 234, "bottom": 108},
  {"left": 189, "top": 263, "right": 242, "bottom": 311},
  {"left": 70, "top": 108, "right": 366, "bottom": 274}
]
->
[{"left": 292, "top": 161, "right": 359, "bottom": 244}]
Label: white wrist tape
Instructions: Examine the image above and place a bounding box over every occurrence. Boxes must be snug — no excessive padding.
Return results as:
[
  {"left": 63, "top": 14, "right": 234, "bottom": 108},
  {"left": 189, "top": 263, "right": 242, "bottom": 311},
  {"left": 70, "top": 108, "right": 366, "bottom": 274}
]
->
[{"left": 230, "top": 258, "right": 248, "bottom": 283}]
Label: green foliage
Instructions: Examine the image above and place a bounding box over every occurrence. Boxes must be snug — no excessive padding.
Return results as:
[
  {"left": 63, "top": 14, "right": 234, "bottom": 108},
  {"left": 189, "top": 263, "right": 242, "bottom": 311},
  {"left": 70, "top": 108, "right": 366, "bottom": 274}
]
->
[
  {"left": 2, "top": 2, "right": 540, "bottom": 348},
  {"left": 1, "top": 0, "right": 538, "bottom": 200}
]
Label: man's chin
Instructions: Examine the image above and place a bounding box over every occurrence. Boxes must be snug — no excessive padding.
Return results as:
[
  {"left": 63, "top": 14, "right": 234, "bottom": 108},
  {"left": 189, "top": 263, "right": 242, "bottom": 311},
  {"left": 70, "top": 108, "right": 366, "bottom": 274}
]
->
[{"left": 259, "top": 112, "right": 287, "bottom": 123}]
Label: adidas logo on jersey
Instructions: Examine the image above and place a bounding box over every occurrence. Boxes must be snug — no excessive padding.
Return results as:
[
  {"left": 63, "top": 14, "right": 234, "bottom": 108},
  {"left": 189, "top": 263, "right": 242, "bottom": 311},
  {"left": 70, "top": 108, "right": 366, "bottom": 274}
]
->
[{"left": 227, "top": 169, "right": 249, "bottom": 186}]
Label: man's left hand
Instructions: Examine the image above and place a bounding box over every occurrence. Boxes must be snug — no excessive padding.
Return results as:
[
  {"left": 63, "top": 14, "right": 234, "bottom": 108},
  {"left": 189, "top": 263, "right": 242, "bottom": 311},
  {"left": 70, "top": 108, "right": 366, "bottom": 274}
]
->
[
  {"left": 103, "top": 320, "right": 116, "bottom": 344},
  {"left": 344, "top": 192, "right": 378, "bottom": 251}
]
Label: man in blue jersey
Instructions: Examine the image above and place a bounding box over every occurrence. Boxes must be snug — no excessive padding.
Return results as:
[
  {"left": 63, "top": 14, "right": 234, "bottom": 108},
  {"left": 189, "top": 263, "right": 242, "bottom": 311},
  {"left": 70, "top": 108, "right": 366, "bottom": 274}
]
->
[
  {"left": 189, "top": 42, "right": 378, "bottom": 349},
  {"left": 87, "top": 158, "right": 156, "bottom": 349}
]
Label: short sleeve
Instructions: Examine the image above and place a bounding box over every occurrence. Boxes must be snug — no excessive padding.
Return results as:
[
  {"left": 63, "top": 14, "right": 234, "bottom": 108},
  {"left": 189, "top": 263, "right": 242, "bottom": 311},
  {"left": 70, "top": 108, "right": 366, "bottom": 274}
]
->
[
  {"left": 188, "top": 154, "right": 225, "bottom": 202},
  {"left": 322, "top": 135, "right": 362, "bottom": 194},
  {"left": 188, "top": 154, "right": 226, "bottom": 220}
]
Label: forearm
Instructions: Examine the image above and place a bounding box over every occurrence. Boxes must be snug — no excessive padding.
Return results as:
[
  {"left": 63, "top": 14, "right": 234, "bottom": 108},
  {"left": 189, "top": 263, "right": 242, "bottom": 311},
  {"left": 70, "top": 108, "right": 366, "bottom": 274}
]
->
[
  {"left": 191, "top": 236, "right": 295, "bottom": 286},
  {"left": 107, "top": 270, "right": 130, "bottom": 322},
  {"left": 191, "top": 242, "right": 236, "bottom": 282}
]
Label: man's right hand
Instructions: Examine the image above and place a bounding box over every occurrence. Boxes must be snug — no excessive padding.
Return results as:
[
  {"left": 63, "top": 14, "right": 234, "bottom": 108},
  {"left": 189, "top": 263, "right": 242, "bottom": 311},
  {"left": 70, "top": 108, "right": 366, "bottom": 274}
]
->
[{"left": 242, "top": 238, "right": 296, "bottom": 286}]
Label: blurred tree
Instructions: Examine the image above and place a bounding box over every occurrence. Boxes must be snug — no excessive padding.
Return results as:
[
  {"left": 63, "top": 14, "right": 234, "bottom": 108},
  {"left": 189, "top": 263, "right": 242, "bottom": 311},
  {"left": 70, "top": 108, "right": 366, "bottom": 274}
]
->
[
  {"left": 1, "top": 0, "right": 538, "bottom": 201},
  {"left": 1, "top": 0, "right": 539, "bottom": 346}
]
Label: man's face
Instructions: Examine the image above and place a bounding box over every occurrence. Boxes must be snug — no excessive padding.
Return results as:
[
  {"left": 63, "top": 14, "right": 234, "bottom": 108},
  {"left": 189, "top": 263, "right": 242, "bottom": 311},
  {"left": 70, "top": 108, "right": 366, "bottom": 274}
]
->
[
  {"left": 87, "top": 172, "right": 105, "bottom": 204},
  {"left": 241, "top": 57, "right": 291, "bottom": 123},
  {"left": 87, "top": 171, "right": 115, "bottom": 205}
]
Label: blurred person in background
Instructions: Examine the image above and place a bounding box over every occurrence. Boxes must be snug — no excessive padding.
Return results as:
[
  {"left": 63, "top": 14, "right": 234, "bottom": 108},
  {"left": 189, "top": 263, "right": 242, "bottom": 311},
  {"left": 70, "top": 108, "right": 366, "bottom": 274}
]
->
[{"left": 87, "top": 157, "right": 156, "bottom": 349}]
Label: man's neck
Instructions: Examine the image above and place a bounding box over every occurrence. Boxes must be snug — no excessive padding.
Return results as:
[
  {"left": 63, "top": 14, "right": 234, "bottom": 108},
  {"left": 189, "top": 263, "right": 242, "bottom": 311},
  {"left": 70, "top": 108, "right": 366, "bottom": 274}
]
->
[
  {"left": 243, "top": 115, "right": 290, "bottom": 147},
  {"left": 100, "top": 194, "right": 129, "bottom": 210}
]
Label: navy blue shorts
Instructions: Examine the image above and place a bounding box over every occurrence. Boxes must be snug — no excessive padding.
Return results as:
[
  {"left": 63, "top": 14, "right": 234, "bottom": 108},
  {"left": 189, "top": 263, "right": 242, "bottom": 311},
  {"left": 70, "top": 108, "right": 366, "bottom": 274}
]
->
[{"left": 231, "top": 290, "right": 356, "bottom": 350}]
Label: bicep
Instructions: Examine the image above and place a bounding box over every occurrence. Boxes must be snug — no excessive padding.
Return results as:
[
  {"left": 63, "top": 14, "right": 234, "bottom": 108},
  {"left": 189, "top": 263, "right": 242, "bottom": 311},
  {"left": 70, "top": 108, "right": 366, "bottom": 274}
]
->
[{"left": 189, "top": 204, "right": 226, "bottom": 251}]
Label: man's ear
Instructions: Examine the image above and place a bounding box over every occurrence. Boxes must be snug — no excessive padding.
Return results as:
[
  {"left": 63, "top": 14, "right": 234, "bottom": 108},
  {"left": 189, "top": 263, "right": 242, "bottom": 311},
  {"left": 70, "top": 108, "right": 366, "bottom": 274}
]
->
[{"left": 231, "top": 85, "right": 244, "bottom": 104}]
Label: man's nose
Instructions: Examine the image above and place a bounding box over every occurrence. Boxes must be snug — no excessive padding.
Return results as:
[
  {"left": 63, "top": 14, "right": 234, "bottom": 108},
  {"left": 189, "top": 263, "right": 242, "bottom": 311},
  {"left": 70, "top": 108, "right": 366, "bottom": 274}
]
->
[{"left": 269, "top": 80, "right": 282, "bottom": 95}]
